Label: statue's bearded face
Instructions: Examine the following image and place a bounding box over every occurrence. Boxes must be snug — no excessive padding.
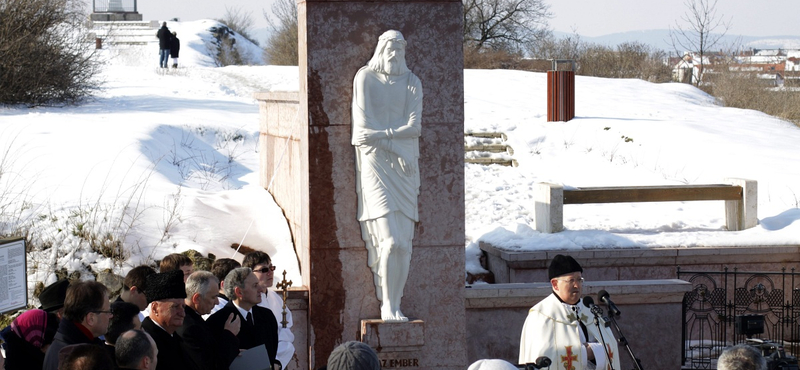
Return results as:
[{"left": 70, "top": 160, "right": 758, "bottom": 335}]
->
[{"left": 382, "top": 40, "right": 405, "bottom": 76}]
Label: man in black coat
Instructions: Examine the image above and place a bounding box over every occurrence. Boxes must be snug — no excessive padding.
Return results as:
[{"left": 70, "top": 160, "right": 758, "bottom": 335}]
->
[
  {"left": 177, "top": 271, "right": 240, "bottom": 370},
  {"left": 141, "top": 270, "right": 188, "bottom": 370},
  {"left": 207, "top": 267, "right": 279, "bottom": 369},
  {"left": 155, "top": 22, "right": 172, "bottom": 68},
  {"left": 43, "top": 281, "right": 112, "bottom": 370}
]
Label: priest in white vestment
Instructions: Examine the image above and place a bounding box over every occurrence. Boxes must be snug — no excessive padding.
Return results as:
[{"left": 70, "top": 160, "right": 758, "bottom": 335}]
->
[{"left": 519, "top": 255, "right": 621, "bottom": 370}]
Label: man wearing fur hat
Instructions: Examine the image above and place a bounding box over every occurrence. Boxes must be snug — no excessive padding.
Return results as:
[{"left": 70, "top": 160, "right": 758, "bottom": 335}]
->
[
  {"left": 519, "top": 255, "right": 620, "bottom": 370},
  {"left": 141, "top": 270, "right": 188, "bottom": 370}
]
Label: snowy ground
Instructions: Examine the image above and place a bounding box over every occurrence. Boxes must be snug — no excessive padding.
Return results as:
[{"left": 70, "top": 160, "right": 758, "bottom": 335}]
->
[{"left": 2, "top": 20, "right": 799, "bottom": 299}]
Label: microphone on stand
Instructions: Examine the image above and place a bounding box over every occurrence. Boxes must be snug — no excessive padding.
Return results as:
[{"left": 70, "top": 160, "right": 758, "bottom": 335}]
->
[
  {"left": 535, "top": 356, "right": 552, "bottom": 369},
  {"left": 524, "top": 356, "right": 552, "bottom": 370},
  {"left": 582, "top": 296, "right": 610, "bottom": 327},
  {"left": 597, "top": 290, "right": 621, "bottom": 317}
]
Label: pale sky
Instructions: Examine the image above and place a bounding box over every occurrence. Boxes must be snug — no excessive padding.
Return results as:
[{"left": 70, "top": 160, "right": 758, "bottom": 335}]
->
[
  {"left": 548, "top": 0, "right": 800, "bottom": 37},
  {"left": 127, "top": 0, "right": 800, "bottom": 37}
]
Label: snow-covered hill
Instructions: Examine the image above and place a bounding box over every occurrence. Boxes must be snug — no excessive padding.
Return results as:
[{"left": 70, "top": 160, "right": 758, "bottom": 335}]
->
[{"left": 2, "top": 21, "right": 799, "bottom": 295}]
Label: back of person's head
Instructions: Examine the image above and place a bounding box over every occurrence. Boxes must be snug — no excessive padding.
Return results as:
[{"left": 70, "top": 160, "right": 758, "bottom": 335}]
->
[
  {"left": 9, "top": 309, "right": 57, "bottom": 349},
  {"left": 58, "top": 343, "right": 114, "bottom": 370},
  {"left": 63, "top": 281, "right": 108, "bottom": 322},
  {"left": 185, "top": 271, "right": 218, "bottom": 297},
  {"left": 468, "top": 359, "right": 519, "bottom": 370},
  {"left": 106, "top": 301, "right": 141, "bottom": 345},
  {"left": 718, "top": 344, "right": 767, "bottom": 370},
  {"left": 242, "top": 251, "right": 271, "bottom": 269},
  {"left": 223, "top": 267, "right": 252, "bottom": 299},
  {"left": 124, "top": 265, "right": 156, "bottom": 291},
  {"left": 159, "top": 253, "right": 192, "bottom": 273},
  {"left": 211, "top": 258, "right": 242, "bottom": 281},
  {"left": 162, "top": 22, "right": 167, "bottom": 27},
  {"left": 326, "top": 341, "right": 380, "bottom": 370},
  {"left": 116, "top": 330, "right": 156, "bottom": 370},
  {"left": 211, "top": 258, "right": 240, "bottom": 284}
]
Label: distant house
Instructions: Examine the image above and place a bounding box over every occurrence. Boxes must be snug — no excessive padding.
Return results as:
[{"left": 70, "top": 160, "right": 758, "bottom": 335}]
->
[
  {"left": 672, "top": 54, "right": 696, "bottom": 84},
  {"left": 670, "top": 51, "right": 723, "bottom": 84},
  {"left": 671, "top": 48, "right": 800, "bottom": 87}
]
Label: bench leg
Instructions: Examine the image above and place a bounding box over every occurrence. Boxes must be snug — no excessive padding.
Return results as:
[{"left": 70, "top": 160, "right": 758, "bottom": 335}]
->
[
  {"left": 725, "top": 178, "right": 758, "bottom": 231},
  {"left": 535, "top": 183, "right": 564, "bottom": 233}
]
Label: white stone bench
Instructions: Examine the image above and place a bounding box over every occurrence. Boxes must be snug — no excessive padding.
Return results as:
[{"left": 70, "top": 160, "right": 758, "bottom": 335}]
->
[{"left": 534, "top": 178, "right": 758, "bottom": 233}]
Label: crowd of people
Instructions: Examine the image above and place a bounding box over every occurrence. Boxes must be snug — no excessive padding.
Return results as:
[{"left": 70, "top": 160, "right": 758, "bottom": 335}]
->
[{"left": 0, "top": 251, "right": 382, "bottom": 370}]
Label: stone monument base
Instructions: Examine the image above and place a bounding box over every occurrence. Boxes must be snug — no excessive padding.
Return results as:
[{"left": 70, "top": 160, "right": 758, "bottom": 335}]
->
[
  {"left": 90, "top": 13, "right": 143, "bottom": 21},
  {"left": 361, "top": 319, "right": 425, "bottom": 368}
]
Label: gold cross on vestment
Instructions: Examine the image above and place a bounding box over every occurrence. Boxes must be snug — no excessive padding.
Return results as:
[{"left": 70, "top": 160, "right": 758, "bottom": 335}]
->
[{"left": 276, "top": 270, "right": 293, "bottom": 328}]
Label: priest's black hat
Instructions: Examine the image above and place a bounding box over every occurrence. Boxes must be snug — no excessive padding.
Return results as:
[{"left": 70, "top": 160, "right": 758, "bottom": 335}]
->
[
  {"left": 39, "top": 279, "right": 70, "bottom": 312},
  {"left": 548, "top": 254, "right": 582, "bottom": 280},
  {"left": 145, "top": 270, "right": 186, "bottom": 303}
]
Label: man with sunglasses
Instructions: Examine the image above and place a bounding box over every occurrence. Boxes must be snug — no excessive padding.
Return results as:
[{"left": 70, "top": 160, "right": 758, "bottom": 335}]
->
[
  {"left": 519, "top": 255, "right": 620, "bottom": 370},
  {"left": 242, "top": 251, "right": 295, "bottom": 369},
  {"left": 43, "top": 281, "right": 112, "bottom": 370}
]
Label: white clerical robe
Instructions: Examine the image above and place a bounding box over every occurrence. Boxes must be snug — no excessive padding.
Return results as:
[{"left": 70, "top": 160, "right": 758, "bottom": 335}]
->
[
  {"left": 519, "top": 294, "right": 621, "bottom": 370},
  {"left": 259, "top": 290, "right": 295, "bottom": 368}
]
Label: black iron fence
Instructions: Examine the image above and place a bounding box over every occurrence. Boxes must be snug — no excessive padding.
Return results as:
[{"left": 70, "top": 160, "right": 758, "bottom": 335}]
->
[
  {"left": 678, "top": 267, "right": 800, "bottom": 369},
  {"left": 93, "top": 0, "right": 137, "bottom": 13}
]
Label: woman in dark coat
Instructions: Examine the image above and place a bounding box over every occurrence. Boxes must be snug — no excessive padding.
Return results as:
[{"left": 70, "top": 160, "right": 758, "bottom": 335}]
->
[{"left": 4, "top": 309, "right": 59, "bottom": 370}]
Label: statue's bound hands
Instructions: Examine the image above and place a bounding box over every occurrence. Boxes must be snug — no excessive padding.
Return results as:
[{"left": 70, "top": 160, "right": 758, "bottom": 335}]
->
[{"left": 354, "top": 128, "right": 386, "bottom": 146}]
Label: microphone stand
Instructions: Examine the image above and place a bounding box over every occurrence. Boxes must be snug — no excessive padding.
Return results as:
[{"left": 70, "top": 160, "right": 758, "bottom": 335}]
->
[
  {"left": 588, "top": 304, "right": 615, "bottom": 370},
  {"left": 605, "top": 314, "right": 644, "bottom": 370}
]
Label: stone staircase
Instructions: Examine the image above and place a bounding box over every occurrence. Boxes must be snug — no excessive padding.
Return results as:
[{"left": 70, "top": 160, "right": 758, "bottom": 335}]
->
[
  {"left": 464, "top": 132, "right": 517, "bottom": 167},
  {"left": 88, "top": 20, "right": 159, "bottom": 46}
]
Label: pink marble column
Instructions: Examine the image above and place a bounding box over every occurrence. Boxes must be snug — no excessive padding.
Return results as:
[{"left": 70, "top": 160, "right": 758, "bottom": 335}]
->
[{"left": 297, "top": 0, "right": 466, "bottom": 368}]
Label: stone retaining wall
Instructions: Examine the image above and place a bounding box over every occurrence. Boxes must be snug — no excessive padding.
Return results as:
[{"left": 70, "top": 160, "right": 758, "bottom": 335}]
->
[{"left": 481, "top": 243, "right": 800, "bottom": 284}]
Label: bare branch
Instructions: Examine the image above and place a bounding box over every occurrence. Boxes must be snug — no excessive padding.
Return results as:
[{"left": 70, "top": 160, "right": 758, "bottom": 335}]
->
[
  {"left": 463, "top": 0, "right": 551, "bottom": 51},
  {"left": 262, "top": 0, "right": 298, "bottom": 65},
  {"left": 669, "top": 0, "right": 732, "bottom": 85}
]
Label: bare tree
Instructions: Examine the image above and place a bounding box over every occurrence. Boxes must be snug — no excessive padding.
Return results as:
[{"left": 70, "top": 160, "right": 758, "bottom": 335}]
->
[
  {"left": 0, "top": 0, "right": 101, "bottom": 106},
  {"left": 219, "top": 6, "right": 256, "bottom": 44},
  {"left": 669, "top": 0, "right": 731, "bottom": 86},
  {"left": 263, "top": 0, "right": 298, "bottom": 66},
  {"left": 463, "top": 0, "right": 551, "bottom": 52},
  {"left": 528, "top": 30, "right": 581, "bottom": 60}
]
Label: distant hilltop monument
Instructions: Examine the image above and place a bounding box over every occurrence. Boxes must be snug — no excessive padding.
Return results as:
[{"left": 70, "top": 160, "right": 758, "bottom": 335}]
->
[{"left": 90, "top": 0, "right": 142, "bottom": 21}]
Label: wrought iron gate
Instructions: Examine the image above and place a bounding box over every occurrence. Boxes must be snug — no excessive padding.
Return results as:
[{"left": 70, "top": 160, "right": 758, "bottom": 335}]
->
[{"left": 678, "top": 267, "right": 800, "bottom": 369}]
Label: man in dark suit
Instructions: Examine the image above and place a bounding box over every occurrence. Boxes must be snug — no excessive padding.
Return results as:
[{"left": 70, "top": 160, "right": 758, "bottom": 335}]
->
[
  {"left": 43, "top": 281, "right": 111, "bottom": 370},
  {"left": 207, "top": 267, "right": 279, "bottom": 369},
  {"left": 141, "top": 270, "right": 187, "bottom": 370},
  {"left": 177, "top": 271, "right": 240, "bottom": 370}
]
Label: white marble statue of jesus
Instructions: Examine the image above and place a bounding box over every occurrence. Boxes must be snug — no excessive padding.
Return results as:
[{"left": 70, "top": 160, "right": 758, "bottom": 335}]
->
[{"left": 351, "top": 30, "right": 422, "bottom": 322}]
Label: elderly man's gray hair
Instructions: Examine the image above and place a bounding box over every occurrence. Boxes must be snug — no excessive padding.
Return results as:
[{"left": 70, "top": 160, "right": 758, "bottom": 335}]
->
[
  {"left": 224, "top": 267, "right": 253, "bottom": 299},
  {"left": 185, "top": 270, "right": 218, "bottom": 297},
  {"left": 718, "top": 344, "right": 767, "bottom": 370}
]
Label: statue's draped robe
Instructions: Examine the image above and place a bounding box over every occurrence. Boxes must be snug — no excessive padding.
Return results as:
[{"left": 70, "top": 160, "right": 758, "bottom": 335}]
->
[
  {"left": 351, "top": 66, "right": 422, "bottom": 300},
  {"left": 519, "top": 294, "right": 621, "bottom": 370}
]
